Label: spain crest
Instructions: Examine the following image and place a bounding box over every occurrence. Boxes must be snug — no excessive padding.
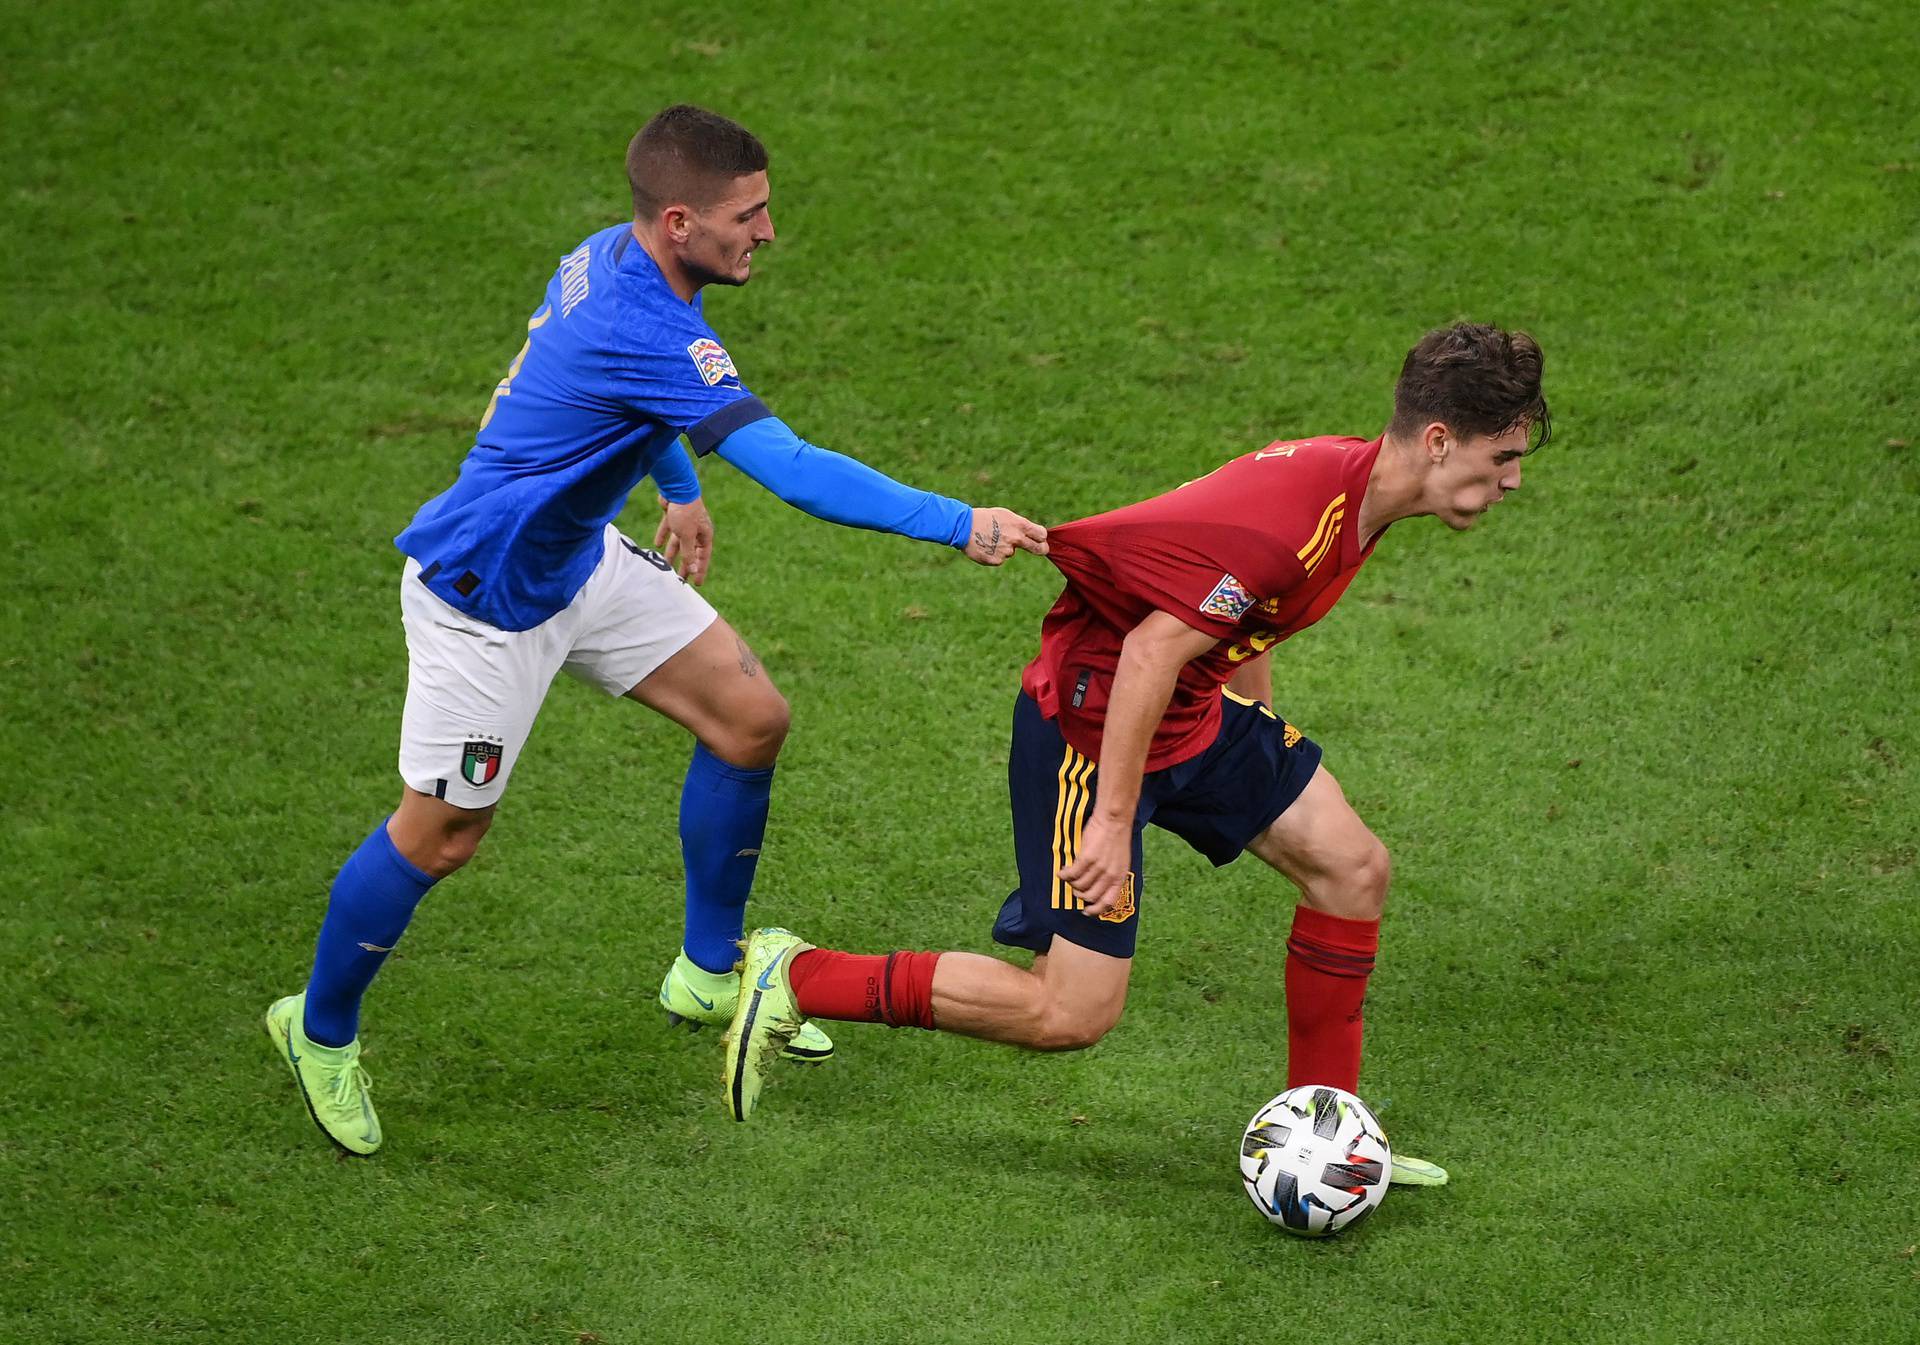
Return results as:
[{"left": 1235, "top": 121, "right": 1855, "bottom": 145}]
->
[
  {"left": 461, "top": 739, "right": 503, "bottom": 787},
  {"left": 1098, "top": 873, "right": 1138, "bottom": 924},
  {"left": 686, "top": 337, "right": 738, "bottom": 387}
]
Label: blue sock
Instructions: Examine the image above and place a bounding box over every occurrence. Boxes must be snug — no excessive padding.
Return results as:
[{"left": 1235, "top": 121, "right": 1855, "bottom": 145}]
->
[
  {"left": 679, "top": 743, "right": 775, "bottom": 973},
  {"left": 302, "top": 820, "right": 437, "bottom": 1047}
]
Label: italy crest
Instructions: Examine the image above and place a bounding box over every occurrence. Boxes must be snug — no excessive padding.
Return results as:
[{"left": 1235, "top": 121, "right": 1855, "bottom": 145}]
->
[{"left": 461, "top": 739, "right": 503, "bottom": 787}]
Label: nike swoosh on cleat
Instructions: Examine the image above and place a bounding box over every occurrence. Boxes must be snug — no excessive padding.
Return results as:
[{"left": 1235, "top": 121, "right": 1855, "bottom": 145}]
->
[
  {"left": 756, "top": 949, "right": 788, "bottom": 991},
  {"left": 687, "top": 988, "right": 715, "bottom": 1011}
]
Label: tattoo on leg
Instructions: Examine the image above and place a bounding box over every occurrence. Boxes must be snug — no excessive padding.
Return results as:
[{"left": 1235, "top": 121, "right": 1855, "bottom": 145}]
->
[{"left": 735, "top": 636, "right": 760, "bottom": 678}]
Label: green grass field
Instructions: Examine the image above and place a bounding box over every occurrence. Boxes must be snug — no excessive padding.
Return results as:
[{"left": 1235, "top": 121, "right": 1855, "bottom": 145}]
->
[{"left": 5, "top": 1, "right": 1917, "bottom": 1340}]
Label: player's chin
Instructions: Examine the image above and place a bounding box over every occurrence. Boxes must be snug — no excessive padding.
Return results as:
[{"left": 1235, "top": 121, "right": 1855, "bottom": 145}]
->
[{"left": 695, "top": 256, "right": 754, "bottom": 289}]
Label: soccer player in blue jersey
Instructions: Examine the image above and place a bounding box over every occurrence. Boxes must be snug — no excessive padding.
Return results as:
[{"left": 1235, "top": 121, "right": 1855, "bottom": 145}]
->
[{"left": 265, "top": 105, "right": 1048, "bottom": 1154}]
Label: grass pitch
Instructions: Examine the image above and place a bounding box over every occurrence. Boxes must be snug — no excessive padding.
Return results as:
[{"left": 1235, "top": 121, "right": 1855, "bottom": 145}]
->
[{"left": 4, "top": 2, "right": 1916, "bottom": 1342}]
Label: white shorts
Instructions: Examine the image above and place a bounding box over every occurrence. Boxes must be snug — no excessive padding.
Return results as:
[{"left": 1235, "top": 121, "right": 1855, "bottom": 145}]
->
[{"left": 397, "top": 523, "right": 718, "bottom": 808}]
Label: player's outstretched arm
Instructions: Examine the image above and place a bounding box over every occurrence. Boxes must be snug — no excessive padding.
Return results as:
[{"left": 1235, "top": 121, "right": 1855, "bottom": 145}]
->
[{"left": 712, "top": 416, "right": 1045, "bottom": 561}]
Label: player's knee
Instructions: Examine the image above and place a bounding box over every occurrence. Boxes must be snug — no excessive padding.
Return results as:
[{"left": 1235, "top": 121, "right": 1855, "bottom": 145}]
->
[
  {"left": 432, "top": 827, "right": 487, "bottom": 876},
  {"left": 718, "top": 691, "right": 790, "bottom": 767},
  {"left": 1342, "top": 836, "right": 1391, "bottom": 919},
  {"left": 755, "top": 692, "right": 792, "bottom": 755},
  {"left": 1299, "top": 833, "right": 1389, "bottom": 920},
  {"left": 401, "top": 814, "right": 491, "bottom": 879}
]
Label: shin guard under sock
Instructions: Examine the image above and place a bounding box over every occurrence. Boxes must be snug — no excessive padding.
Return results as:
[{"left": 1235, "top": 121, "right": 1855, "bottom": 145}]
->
[
  {"left": 1283, "top": 905, "right": 1379, "bottom": 1093},
  {"left": 679, "top": 742, "right": 775, "bottom": 973},
  {"left": 302, "top": 820, "right": 437, "bottom": 1048},
  {"left": 788, "top": 948, "right": 941, "bottom": 1029}
]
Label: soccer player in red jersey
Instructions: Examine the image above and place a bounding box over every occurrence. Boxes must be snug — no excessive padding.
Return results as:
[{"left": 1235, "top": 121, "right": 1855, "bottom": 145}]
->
[{"left": 725, "top": 323, "right": 1549, "bottom": 1177}]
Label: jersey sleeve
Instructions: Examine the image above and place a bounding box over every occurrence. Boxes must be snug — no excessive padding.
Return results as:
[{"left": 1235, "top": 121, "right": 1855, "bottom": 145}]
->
[
  {"left": 603, "top": 305, "right": 767, "bottom": 439},
  {"left": 646, "top": 442, "right": 701, "bottom": 504},
  {"left": 713, "top": 417, "right": 972, "bottom": 546}
]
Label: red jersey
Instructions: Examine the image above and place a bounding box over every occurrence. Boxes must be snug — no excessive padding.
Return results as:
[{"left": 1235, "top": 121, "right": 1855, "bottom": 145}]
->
[{"left": 1021, "top": 435, "right": 1385, "bottom": 771}]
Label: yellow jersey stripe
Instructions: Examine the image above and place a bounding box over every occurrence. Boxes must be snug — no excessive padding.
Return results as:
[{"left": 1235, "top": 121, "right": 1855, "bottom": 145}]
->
[
  {"left": 1301, "top": 509, "right": 1344, "bottom": 575},
  {"left": 1295, "top": 494, "right": 1347, "bottom": 563},
  {"left": 1301, "top": 506, "right": 1344, "bottom": 571}
]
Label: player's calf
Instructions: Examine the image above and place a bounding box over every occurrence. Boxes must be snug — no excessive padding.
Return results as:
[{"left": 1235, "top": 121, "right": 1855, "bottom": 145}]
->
[
  {"left": 1244, "top": 769, "right": 1389, "bottom": 1093},
  {"left": 1015, "top": 999, "right": 1122, "bottom": 1052},
  {"left": 784, "top": 942, "right": 1128, "bottom": 1051},
  {"left": 724, "top": 934, "right": 1130, "bottom": 1119},
  {"left": 931, "top": 941, "right": 1131, "bottom": 1049}
]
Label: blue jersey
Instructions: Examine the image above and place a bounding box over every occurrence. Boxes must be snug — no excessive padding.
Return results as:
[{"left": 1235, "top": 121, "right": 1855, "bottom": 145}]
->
[{"left": 396, "top": 224, "right": 769, "bottom": 631}]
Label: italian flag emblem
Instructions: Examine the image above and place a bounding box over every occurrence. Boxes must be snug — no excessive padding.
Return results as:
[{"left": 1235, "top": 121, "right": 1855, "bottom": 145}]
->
[{"left": 461, "top": 739, "right": 503, "bottom": 786}]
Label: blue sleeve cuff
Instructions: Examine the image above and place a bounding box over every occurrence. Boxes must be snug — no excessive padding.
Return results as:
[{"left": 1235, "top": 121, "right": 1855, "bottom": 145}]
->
[
  {"left": 714, "top": 417, "right": 973, "bottom": 547},
  {"left": 648, "top": 443, "right": 701, "bottom": 504},
  {"left": 687, "top": 395, "right": 773, "bottom": 457}
]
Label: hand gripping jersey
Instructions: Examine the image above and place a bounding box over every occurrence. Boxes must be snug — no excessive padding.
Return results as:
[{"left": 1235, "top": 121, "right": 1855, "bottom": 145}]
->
[
  {"left": 1020, "top": 436, "right": 1386, "bottom": 771},
  {"left": 396, "top": 225, "right": 770, "bottom": 631}
]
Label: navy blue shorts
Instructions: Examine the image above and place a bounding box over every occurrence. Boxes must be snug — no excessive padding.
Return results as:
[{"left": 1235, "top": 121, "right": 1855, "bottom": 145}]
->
[{"left": 991, "top": 689, "right": 1323, "bottom": 960}]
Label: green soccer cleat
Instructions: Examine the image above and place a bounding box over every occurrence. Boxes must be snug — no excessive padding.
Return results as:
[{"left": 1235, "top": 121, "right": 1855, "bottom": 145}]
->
[
  {"left": 659, "top": 951, "right": 833, "bottom": 1062},
  {"left": 721, "top": 928, "right": 813, "bottom": 1121},
  {"left": 1389, "top": 1154, "right": 1450, "bottom": 1186},
  {"left": 264, "top": 993, "right": 382, "bottom": 1155}
]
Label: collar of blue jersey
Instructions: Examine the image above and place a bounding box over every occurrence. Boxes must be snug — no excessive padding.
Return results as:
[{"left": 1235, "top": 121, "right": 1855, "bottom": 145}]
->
[{"left": 614, "top": 226, "right": 702, "bottom": 312}]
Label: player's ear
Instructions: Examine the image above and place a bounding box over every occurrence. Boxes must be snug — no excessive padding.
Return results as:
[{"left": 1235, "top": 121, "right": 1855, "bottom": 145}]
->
[
  {"left": 660, "top": 204, "right": 692, "bottom": 243},
  {"left": 1423, "top": 422, "right": 1451, "bottom": 464}
]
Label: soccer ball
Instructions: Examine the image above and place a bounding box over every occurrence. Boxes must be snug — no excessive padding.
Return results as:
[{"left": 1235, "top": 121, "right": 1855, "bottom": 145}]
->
[{"left": 1239, "top": 1085, "right": 1391, "bottom": 1237}]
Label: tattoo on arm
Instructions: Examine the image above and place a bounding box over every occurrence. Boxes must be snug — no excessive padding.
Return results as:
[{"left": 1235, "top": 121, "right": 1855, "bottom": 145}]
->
[{"left": 735, "top": 636, "right": 760, "bottom": 678}]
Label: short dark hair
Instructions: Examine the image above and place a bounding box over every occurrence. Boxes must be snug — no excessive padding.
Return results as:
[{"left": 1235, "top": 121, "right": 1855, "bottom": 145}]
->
[
  {"left": 1390, "top": 323, "right": 1551, "bottom": 451},
  {"left": 626, "top": 104, "right": 769, "bottom": 219}
]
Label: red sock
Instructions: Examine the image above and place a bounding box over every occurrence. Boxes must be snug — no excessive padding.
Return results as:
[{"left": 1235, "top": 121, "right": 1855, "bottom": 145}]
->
[
  {"left": 1284, "top": 906, "right": 1379, "bottom": 1093},
  {"left": 788, "top": 948, "right": 941, "bottom": 1030}
]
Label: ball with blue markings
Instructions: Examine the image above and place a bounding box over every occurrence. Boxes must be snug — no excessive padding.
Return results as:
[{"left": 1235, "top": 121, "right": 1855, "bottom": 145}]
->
[{"left": 1240, "top": 1085, "right": 1391, "bottom": 1237}]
